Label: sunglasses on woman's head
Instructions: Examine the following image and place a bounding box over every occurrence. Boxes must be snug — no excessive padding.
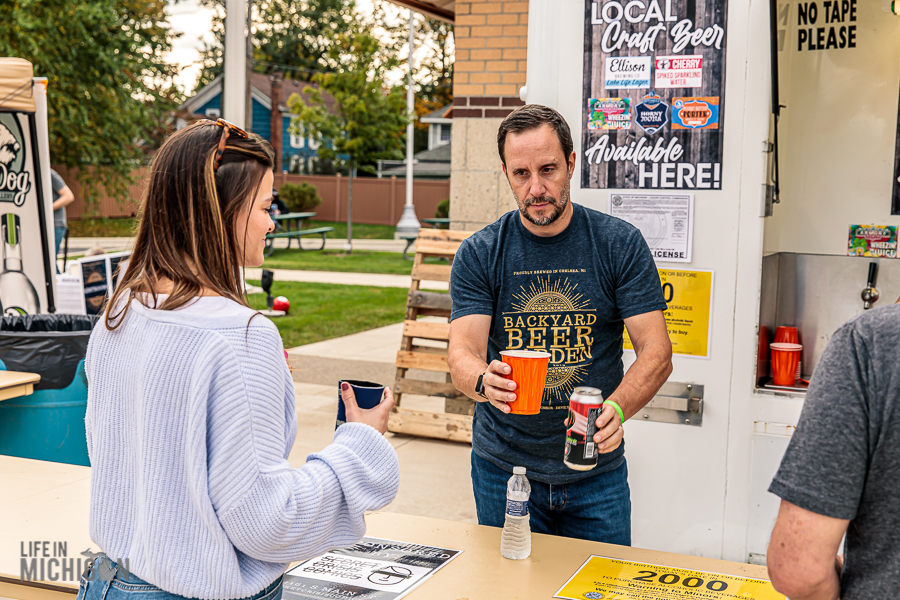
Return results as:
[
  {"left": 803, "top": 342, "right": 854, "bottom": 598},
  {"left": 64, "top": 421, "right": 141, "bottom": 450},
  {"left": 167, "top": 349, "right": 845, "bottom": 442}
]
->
[{"left": 198, "top": 118, "right": 249, "bottom": 172}]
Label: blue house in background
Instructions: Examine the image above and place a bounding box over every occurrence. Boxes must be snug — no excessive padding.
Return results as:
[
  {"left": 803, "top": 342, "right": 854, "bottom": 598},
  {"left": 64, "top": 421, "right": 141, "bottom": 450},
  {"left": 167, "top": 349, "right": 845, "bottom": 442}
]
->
[{"left": 178, "top": 72, "right": 336, "bottom": 174}]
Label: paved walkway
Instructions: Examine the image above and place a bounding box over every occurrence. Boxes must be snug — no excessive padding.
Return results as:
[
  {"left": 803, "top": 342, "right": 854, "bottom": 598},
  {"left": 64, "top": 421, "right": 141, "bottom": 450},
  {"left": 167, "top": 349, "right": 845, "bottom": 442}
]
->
[
  {"left": 67, "top": 237, "right": 413, "bottom": 254},
  {"left": 244, "top": 267, "right": 447, "bottom": 290},
  {"left": 63, "top": 237, "right": 446, "bottom": 289},
  {"left": 290, "top": 380, "right": 476, "bottom": 524},
  {"left": 287, "top": 323, "right": 475, "bottom": 524}
]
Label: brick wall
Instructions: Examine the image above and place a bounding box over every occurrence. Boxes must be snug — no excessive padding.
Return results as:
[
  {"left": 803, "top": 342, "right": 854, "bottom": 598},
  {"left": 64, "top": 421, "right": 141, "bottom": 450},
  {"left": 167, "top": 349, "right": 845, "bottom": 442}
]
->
[
  {"left": 450, "top": 0, "right": 529, "bottom": 231},
  {"left": 453, "top": 0, "right": 528, "bottom": 112}
]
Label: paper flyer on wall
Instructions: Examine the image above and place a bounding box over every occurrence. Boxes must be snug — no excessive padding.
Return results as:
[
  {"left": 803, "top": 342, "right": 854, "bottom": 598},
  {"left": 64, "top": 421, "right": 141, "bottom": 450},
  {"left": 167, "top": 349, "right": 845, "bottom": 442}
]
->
[
  {"left": 554, "top": 555, "right": 786, "bottom": 600},
  {"left": 582, "top": 0, "right": 729, "bottom": 190},
  {"left": 625, "top": 269, "right": 714, "bottom": 358},
  {"left": 608, "top": 192, "right": 693, "bottom": 262},
  {"left": 283, "top": 537, "right": 461, "bottom": 600}
]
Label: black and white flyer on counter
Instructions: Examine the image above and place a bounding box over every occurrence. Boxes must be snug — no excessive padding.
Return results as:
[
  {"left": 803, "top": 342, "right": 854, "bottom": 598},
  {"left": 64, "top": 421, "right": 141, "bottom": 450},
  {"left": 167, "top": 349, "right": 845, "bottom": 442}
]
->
[
  {"left": 283, "top": 537, "right": 461, "bottom": 600},
  {"left": 582, "top": 0, "right": 729, "bottom": 190},
  {"left": 608, "top": 192, "right": 694, "bottom": 262}
]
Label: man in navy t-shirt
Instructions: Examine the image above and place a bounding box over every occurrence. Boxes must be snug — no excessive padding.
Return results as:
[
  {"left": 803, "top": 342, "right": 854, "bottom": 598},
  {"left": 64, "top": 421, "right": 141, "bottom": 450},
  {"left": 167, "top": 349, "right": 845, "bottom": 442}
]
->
[{"left": 448, "top": 105, "right": 673, "bottom": 545}]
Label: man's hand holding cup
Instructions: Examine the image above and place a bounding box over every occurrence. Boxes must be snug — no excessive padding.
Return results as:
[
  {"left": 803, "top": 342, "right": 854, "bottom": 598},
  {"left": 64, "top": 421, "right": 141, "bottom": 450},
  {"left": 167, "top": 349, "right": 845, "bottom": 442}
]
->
[{"left": 480, "top": 359, "right": 517, "bottom": 414}]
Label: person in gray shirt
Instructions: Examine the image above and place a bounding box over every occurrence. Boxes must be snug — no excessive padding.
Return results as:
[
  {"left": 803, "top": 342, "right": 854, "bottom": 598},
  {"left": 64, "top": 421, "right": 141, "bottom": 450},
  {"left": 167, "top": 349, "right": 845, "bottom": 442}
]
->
[
  {"left": 51, "top": 169, "right": 75, "bottom": 272},
  {"left": 767, "top": 303, "right": 900, "bottom": 600}
]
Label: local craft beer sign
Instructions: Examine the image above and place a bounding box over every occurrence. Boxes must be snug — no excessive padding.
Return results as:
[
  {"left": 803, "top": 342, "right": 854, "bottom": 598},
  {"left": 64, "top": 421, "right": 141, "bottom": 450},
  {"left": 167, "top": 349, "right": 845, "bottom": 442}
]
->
[{"left": 582, "top": 0, "right": 729, "bottom": 190}]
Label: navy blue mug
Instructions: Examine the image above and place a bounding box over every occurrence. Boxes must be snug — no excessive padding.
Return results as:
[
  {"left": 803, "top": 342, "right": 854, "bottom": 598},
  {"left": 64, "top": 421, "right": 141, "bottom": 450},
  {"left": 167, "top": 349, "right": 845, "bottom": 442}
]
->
[{"left": 336, "top": 380, "right": 385, "bottom": 428}]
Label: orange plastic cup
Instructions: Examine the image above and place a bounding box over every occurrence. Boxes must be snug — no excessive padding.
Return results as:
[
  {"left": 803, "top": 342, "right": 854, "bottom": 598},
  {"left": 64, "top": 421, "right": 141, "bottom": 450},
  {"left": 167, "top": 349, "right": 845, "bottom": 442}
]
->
[
  {"left": 770, "top": 343, "right": 801, "bottom": 386},
  {"left": 774, "top": 326, "right": 799, "bottom": 344},
  {"left": 500, "top": 350, "right": 551, "bottom": 415}
]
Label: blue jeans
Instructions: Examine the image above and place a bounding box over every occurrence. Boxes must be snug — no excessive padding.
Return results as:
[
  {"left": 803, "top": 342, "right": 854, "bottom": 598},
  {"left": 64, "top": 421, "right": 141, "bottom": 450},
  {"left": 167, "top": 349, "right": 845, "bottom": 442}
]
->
[
  {"left": 54, "top": 226, "right": 67, "bottom": 273},
  {"left": 471, "top": 451, "right": 632, "bottom": 545},
  {"left": 75, "top": 555, "right": 283, "bottom": 600}
]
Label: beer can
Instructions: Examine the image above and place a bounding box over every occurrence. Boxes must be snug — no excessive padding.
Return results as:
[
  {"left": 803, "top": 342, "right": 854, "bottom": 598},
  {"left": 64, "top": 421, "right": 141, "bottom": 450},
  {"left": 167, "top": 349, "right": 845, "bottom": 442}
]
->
[{"left": 563, "top": 387, "right": 604, "bottom": 471}]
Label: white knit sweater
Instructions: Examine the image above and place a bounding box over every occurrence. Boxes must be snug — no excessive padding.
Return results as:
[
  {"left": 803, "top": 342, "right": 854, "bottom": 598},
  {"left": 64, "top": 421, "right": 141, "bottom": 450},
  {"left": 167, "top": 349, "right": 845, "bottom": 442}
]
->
[{"left": 84, "top": 296, "right": 399, "bottom": 599}]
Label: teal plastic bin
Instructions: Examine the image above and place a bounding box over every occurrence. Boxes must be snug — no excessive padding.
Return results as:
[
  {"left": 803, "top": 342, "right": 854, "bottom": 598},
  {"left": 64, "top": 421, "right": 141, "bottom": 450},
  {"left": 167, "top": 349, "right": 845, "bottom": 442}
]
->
[{"left": 0, "top": 315, "right": 97, "bottom": 466}]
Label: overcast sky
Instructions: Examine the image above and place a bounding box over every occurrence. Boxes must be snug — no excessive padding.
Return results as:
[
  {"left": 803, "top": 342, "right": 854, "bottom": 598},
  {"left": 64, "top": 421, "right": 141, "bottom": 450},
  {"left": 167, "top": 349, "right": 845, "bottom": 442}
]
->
[{"left": 164, "top": 0, "right": 384, "bottom": 94}]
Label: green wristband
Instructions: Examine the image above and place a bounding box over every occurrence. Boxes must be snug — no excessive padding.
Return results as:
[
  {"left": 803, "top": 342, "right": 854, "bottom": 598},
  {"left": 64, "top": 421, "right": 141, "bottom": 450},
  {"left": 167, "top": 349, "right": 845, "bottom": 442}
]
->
[{"left": 605, "top": 400, "right": 625, "bottom": 425}]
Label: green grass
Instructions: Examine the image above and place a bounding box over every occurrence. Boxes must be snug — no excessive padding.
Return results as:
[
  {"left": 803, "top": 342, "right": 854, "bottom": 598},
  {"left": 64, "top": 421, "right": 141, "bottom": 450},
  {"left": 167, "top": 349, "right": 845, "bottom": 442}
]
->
[
  {"left": 246, "top": 280, "right": 407, "bottom": 348},
  {"left": 68, "top": 217, "right": 137, "bottom": 237},
  {"left": 263, "top": 248, "right": 445, "bottom": 275},
  {"left": 304, "top": 220, "right": 395, "bottom": 239},
  {"left": 67, "top": 217, "right": 394, "bottom": 240}
]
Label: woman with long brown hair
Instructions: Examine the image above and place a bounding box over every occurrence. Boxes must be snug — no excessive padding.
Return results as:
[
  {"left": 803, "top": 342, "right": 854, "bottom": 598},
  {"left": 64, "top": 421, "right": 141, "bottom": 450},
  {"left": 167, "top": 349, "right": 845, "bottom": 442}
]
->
[{"left": 77, "top": 120, "right": 399, "bottom": 600}]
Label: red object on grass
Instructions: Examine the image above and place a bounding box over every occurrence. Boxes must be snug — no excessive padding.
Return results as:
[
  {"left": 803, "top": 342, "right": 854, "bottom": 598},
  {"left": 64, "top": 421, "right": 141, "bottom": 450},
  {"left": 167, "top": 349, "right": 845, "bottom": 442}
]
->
[{"left": 273, "top": 296, "right": 290, "bottom": 313}]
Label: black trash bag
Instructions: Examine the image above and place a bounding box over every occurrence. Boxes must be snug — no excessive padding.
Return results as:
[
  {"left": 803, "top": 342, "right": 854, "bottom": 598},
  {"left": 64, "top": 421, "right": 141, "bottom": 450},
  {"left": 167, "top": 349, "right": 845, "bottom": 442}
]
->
[{"left": 0, "top": 314, "right": 100, "bottom": 390}]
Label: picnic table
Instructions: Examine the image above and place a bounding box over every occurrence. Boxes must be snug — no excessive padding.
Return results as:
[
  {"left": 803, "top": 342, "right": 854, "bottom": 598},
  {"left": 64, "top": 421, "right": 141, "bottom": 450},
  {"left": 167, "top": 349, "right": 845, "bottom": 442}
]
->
[
  {"left": 265, "top": 212, "right": 334, "bottom": 256},
  {"left": 422, "top": 217, "right": 450, "bottom": 229},
  {"left": 398, "top": 220, "right": 452, "bottom": 260}
]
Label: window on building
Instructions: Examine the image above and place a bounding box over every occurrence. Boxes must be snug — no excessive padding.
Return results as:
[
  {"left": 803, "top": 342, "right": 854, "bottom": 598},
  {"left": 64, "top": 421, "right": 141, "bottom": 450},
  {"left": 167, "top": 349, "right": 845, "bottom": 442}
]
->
[
  {"left": 205, "top": 108, "right": 220, "bottom": 118},
  {"left": 439, "top": 123, "right": 452, "bottom": 143},
  {"left": 289, "top": 134, "right": 305, "bottom": 149}
]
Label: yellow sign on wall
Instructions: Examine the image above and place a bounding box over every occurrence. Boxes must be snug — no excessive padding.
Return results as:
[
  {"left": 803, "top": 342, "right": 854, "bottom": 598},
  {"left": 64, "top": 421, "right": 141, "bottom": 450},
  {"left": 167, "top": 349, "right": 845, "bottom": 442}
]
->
[
  {"left": 624, "top": 269, "right": 713, "bottom": 358},
  {"left": 554, "top": 555, "right": 785, "bottom": 600}
]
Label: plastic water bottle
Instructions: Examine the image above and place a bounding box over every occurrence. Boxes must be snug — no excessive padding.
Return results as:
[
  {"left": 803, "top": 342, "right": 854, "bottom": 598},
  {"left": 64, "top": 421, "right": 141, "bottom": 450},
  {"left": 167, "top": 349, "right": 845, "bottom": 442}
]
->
[{"left": 500, "top": 466, "right": 532, "bottom": 560}]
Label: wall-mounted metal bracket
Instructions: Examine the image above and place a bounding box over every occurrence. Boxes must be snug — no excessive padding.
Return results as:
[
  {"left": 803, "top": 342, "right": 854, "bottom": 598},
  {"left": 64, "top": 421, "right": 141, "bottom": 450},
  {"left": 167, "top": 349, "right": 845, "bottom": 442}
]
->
[{"left": 635, "top": 381, "right": 704, "bottom": 427}]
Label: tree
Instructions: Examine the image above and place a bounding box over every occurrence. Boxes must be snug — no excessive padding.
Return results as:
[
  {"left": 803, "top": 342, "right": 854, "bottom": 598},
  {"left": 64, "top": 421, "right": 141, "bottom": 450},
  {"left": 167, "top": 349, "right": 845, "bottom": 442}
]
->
[
  {"left": 288, "top": 27, "right": 407, "bottom": 253},
  {"left": 376, "top": 9, "right": 454, "bottom": 152},
  {"left": 412, "top": 17, "right": 454, "bottom": 152},
  {"left": 0, "top": 0, "right": 181, "bottom": 204},
  {"left": 194, "top": 0, "right": 356, "bottom": 92},
  {"left": 411, "top": 17, "right": 454, "bottom": 110}
]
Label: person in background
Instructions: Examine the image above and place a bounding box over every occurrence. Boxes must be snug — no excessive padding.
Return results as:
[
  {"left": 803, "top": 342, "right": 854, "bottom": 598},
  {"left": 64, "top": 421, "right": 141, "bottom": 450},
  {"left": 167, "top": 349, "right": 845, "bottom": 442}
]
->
[
  {"left": 447, "top": 105, "right": 672, "bottom": 545},
  {"left": 51, "top": 168, "right": 75, "bottom": 272},
  {"left": 269, "top": 187, "right": 288, "bottom": 216},
  {"left": 79, "top": 120, "right": 400, "bottom": 600},
  {"left": 767, "top": 302, "right": 900, "bottom": 599}
]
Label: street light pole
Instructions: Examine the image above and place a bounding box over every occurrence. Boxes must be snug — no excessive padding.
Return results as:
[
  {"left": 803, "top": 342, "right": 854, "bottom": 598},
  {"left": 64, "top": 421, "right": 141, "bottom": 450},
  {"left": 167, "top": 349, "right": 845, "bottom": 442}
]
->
[
  {"left": 223, "top": 0, "right": 247, "bottom": 127},
  {"left": 395, "top": 9, "right": 421, "bottom": 239},
  {"left": 244, "top": 0, "right": 254, "bottom": 131}
]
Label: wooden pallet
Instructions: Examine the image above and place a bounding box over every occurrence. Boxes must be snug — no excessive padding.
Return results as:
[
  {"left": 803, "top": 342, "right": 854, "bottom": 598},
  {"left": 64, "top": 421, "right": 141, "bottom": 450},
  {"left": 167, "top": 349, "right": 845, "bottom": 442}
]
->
[{"left": 389, "top": 229, "right": 474, "bottom": 443}]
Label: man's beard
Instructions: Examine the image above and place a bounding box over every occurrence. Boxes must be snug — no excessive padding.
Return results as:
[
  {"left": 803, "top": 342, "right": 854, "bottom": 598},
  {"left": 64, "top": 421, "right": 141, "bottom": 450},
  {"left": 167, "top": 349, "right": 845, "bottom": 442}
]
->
[{"left": 513, "top": 177, "right": 570, "bottom": 227}]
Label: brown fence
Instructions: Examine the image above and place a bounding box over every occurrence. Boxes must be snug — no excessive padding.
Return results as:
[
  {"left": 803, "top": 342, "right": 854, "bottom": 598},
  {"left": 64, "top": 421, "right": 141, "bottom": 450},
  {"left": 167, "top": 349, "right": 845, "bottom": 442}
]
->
[{"left": 58, "top": 166, "right": 450, "bottom": 226}]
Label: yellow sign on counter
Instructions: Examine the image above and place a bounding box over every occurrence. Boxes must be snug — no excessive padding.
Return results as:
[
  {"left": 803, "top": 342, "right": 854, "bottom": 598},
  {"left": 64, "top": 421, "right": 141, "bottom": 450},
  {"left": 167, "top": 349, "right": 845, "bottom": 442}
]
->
[
  {"left": 554, "top": 555, "right": 785, "bottom": 600},
  {"left": 624, "top": 269, "right": 713, "bottom": 358}
]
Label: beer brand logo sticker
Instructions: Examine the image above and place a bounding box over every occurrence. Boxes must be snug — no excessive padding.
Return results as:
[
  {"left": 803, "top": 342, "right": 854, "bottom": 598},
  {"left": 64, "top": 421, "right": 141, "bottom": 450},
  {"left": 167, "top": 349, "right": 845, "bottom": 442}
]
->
[
  {"left": 604, "top": 56, "right": 651, "bottom": 89},
  {"left": 655, "top": 55, "right": 703, "bottom": 88},
  {"left": 634, "top": 91, "right": 669, "bottom": 135},
  {"left": 672, "top": 97, "right": 720, "bottom": 129},
  {"left": 0, "top": 113, "right": 30, "bottom": 207},
  {"left": 588, "top": 98, "right": 632, "bottom": 130},
  {"left": 848, "top": 224, "right": 898, "bottom": 257}
]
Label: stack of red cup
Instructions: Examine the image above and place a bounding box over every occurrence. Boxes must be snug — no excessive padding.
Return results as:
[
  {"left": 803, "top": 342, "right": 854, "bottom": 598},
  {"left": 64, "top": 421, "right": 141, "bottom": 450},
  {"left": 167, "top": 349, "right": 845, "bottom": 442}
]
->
[{"left": 771, "top": 326, "right": 801, "bottom": 386}]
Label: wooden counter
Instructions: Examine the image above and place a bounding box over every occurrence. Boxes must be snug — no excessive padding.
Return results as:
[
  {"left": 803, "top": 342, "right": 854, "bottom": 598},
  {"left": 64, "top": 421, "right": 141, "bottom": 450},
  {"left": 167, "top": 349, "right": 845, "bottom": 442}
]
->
[
  {"left": 0, "top": 371, "right": 40, "bottom": 402},
  {"left": 0, "top": 457, "right": 91, "bottom": 600},
  {"left": 0, "top": 456, "right": 773, "bottom": 600},
  {"left": 362, "top": 512, "right": 770, "bottom": 599}
]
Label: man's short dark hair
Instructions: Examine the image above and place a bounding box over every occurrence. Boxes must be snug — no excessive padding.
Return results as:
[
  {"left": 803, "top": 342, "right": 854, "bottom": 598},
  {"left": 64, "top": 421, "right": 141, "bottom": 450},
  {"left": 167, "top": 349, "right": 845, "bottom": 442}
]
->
[{"left": 497, "top": 104, "right": 574, "bottom": 165}]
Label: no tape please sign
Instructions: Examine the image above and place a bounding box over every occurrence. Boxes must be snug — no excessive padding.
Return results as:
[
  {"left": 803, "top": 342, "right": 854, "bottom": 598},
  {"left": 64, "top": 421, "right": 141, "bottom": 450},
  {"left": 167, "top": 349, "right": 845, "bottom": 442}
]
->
[{"left": 624, "top": 269, "right": 713, "bottom": 358}]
